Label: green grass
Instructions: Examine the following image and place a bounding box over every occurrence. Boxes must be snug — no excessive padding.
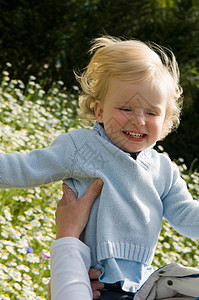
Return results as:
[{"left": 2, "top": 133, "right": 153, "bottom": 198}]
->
[{"left": 0, "top": 68, "right": 199, "bottom": 299}]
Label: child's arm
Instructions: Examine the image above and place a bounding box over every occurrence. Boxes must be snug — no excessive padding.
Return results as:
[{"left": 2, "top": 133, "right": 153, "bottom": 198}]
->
[
  {"left": 0, "top": 133, "right": 75, "bottom": 188},
  {"left": 163, "top": 162, "right": 199, "bottom": 238}
]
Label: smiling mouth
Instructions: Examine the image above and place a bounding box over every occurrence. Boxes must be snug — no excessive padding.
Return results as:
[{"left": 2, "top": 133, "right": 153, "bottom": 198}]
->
[{"left": 123, "top": 131, "right": 145, "bottom": 138}]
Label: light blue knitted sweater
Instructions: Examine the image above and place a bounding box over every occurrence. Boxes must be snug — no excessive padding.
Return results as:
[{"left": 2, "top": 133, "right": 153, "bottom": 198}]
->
[{"left": 0, "top": 122, "right": 199, "bottom": 290}]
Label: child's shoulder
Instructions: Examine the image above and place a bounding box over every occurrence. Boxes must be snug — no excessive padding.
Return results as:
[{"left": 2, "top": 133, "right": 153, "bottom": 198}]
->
[
  {"left": 67, "top": 127, "right": 96, "bottom": 139},
  {"left": 50, "top": 128, "right": 97, "bottom": 152},
  {"left": 53, "top": 128, "right": 95, "bottom": 140},
  {"left": 66, "top": 127, "right": 99, "bottom": 146},
  {"left": 151, "top": 148, "right": 178, "bottom": 171},
  {"left": 151, "top": 148, "right": 171, "bottom": 161}
]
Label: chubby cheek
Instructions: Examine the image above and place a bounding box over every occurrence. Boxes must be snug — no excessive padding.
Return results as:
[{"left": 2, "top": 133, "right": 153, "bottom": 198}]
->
[
  {"left": 107, "top": 110, "right": 128, "bottom": 125},
  {"left": 152, "top": 119, "right": 165, "bottom": 139},
  {"left": 104, "top": 120, "right": 118, "bottom": 136}
]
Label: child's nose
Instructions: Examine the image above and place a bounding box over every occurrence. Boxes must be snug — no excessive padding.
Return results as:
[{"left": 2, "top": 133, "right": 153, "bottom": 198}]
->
[{"left": 131, "top": 111, "right": 145, "bottom": 126}]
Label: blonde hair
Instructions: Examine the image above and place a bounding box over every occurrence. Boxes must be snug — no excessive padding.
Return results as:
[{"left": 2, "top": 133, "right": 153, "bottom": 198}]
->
[{"left": 76, "top": 35, "right": 183, "bottom": 139}]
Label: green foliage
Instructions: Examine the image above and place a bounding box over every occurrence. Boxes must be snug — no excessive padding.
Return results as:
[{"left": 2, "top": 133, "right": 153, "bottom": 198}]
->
[
  {"left": 0, "top": 74, "right": 199, "bottom": 299},
  {"left": 0, "top": 1, "right": 72, "bottom": 87},
  {"left": 1, "top": 0, "right": 199, "bottom": 89}
]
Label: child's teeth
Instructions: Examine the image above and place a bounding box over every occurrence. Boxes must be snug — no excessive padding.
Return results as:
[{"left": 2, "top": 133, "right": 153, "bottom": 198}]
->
[{"left": 126, "top": 132, "right": 143, "bottom": 138}]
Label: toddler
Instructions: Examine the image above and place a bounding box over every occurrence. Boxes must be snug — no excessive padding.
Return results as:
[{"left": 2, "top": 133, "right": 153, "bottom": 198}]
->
[{"left": 1, "top": 36, "right": 199, "bottom": 296}]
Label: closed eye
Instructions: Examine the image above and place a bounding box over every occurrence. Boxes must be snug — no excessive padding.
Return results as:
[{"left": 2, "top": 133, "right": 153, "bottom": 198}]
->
[
  {"left": 118, "top": 107, "right": 132, "bottom": 112},
  {"left": 146, "top": 111, "right": 160, "bottom": 116}
]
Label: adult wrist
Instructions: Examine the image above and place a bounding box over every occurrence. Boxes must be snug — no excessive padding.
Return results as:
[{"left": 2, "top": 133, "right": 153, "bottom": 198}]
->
[{"left": 56, "top": 230, "right": 80, "bottom": 240}]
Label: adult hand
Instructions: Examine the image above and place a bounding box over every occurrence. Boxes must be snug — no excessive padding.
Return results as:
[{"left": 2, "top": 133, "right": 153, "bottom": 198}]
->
[
  {"left": 48, "top": 269, "right": 104, "bottom": 300},
  {"left": 56, "top": 178, "right": 103, "bottom": 239},
  {"left": 89, "top": 268, "right": 105, "bottom": 299},
  {"left": 49, "top": 179, "right": 104, "bottom": 300}
]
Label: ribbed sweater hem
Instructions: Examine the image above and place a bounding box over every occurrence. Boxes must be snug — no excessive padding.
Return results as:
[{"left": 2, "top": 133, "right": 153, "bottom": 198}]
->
[{"left": 96, "top": 241, "right": 154, "bottom": 265}]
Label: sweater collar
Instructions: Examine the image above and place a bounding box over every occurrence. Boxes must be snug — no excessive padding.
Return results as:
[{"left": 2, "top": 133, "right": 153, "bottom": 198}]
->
[
  {"left": 93, "top": 122, "right": 110, "bottom": 142},
  {"left": 93, "top": 122, "right": 154, "bottom": 170}
]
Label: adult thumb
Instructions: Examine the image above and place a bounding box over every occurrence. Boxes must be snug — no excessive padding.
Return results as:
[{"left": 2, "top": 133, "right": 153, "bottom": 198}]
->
[{"left": 81, "top": 178, "right": 103, "bottom": 206}]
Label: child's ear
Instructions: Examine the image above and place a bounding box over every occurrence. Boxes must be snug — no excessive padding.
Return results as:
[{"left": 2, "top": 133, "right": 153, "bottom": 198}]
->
[{"left": 94, "top": 100, "right": 104, "bottom": 122}]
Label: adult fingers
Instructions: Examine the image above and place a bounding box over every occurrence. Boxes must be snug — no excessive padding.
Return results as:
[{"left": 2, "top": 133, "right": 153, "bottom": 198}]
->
[
  {"left": 89, "top": 268, "right": 104, "bottom": 300},
  {"left": 89, "top": 268, "right": 102, "bottom": 280},
  {"left": 93, "top": 290, "right": 102, "bottom": 299},
  {"left": 57, "top": 183, "right": 76, "bottom": 207},
  {"left": 88, "top": 268, "right": 102, "bottom": 280},
  {"left": 91, "top": 280, "right": 104, "bottom": 293},
  {"left": 81, "top": 178, "right": 103, "bottom": 207}
]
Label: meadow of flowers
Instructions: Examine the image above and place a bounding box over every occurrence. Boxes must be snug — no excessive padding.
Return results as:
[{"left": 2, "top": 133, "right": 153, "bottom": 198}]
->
[{"left": 0, "top": 66, "right": 199, "bottom": 299}]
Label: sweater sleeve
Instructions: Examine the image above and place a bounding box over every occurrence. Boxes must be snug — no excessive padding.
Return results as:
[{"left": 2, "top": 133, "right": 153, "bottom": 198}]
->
[
  {"left": 162, "top": 162, "right": 199, "bottom": 238},
  {"left": 50, "top": 237, "right": 92, "bottom": 300},
  {"left": 0, "top": 133, "right": 76, "bottom": 188}
]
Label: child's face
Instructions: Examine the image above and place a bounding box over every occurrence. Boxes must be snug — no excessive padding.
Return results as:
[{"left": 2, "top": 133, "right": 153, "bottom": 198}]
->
[{"left": 94, "top": 78, "right": 167, "bottom": 153}]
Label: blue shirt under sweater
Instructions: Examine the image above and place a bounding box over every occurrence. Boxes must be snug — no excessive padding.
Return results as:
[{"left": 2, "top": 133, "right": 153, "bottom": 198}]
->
[{"left": 0, "top": 122, "right": 199, "bottom": 292}]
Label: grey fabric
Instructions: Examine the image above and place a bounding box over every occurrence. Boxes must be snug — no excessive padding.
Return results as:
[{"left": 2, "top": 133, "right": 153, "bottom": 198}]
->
[{"left": 134, "top": 263, "right": 199, "bottom": 299}]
